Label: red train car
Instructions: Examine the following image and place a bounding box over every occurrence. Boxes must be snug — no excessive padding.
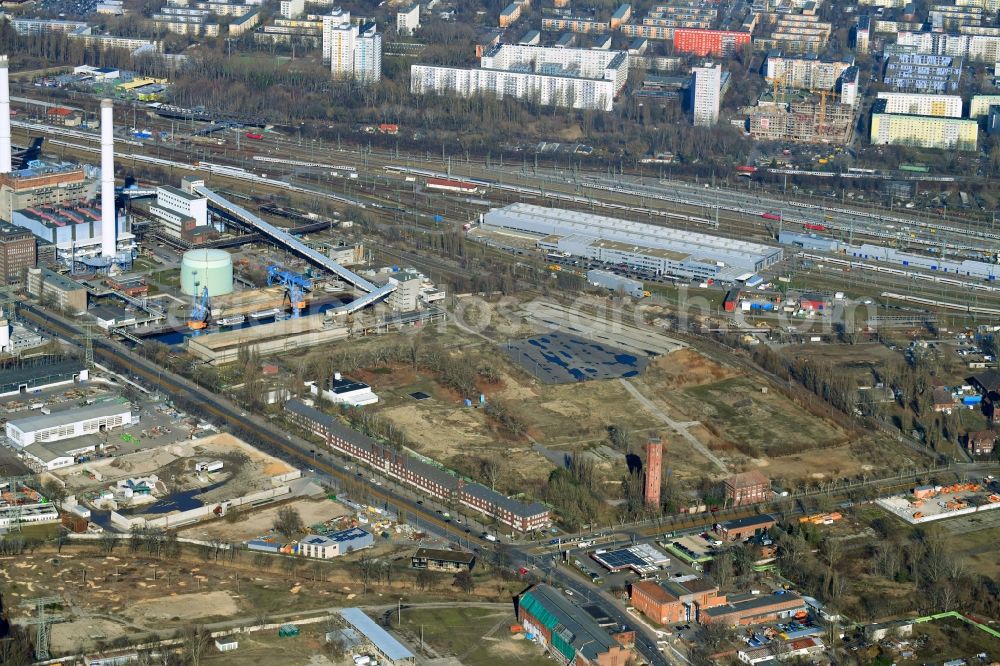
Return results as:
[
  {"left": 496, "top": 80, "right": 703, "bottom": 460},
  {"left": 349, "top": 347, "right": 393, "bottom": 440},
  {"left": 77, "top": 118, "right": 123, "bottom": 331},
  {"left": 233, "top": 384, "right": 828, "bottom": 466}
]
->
[
  {"left": 761, "top": 212, "right": 781, "bottom": 221},
  {"left": 245, "top": 132, "right": 263, "bottom": 140},
  {"left": 803, "top": 223, "right": 826, "bottom": 231}
]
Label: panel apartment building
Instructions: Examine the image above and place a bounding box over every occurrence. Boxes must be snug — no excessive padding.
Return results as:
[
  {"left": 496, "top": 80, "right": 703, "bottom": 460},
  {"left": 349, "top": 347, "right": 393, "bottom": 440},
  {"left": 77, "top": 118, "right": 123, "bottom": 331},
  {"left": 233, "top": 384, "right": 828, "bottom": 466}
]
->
[{"left": 411, "top": 44, "right": 628, "bottom": 111}]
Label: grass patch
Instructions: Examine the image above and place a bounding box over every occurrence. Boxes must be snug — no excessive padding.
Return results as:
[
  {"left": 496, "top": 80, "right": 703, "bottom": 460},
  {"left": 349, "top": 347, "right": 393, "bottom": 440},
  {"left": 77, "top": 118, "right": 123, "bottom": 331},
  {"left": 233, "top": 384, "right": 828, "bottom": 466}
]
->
[{"left": 682, "top": 375, "right": 846, "bottom": 457}]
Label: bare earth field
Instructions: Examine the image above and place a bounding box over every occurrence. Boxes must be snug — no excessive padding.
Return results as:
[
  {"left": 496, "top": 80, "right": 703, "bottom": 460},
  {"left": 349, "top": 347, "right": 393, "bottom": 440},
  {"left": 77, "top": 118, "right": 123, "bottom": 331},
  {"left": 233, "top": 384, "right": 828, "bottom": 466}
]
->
[
  {"left": 5, "top": 540, "right": 531, "bottom": 659},
  {"left": 361, "top": 337, "right": 875, "bottom": 487},
  {"left": 127, "top": 590, "right": 240, "bottom": 623},
  {"left": 179, "top": 498, "right": 351, "bottom": 542}
]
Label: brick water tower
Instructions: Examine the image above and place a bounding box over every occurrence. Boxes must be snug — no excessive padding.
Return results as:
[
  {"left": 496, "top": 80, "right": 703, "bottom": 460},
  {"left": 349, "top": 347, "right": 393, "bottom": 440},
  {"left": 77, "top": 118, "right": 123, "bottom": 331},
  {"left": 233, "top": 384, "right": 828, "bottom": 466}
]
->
[{"left": 644, "top": 436, "right": 663, "bottom": 507}]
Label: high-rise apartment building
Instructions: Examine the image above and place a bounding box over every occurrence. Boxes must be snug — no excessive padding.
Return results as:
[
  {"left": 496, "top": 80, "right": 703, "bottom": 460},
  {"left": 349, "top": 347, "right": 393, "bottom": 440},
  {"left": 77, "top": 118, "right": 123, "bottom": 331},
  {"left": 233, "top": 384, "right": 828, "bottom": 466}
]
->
[
  {"left": 691, "top": 62, "right": 721, "bottom": 126},
  {"left": 322, "top": 9, "right": 382, "bottom": 83}
]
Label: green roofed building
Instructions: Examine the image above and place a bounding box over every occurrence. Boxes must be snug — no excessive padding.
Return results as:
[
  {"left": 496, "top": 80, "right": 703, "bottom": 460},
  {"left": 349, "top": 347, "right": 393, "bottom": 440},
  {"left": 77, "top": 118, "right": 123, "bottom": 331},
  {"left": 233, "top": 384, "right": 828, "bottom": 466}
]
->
[{"left": 515, "top": 584, "right": 633, "bottom": 665}]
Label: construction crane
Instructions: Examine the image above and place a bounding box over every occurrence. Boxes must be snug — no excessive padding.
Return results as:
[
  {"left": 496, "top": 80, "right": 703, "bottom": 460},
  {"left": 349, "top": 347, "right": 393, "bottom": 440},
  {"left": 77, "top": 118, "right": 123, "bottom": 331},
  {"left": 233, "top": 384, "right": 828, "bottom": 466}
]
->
[
  {"left": 266, "top": 265, "right": 312, "bottom": 318},
  {"left": 20, "top": 596, "right": 64, "bottom": 661},
  {"left": 767, "top": 73, "right": 785, "bottom": 105},
  {"left": 810, "top": 85, "right": 835, "bottom": 138},
  {"left": 188, "top": 286, "right": 210, "bottom": 330}
]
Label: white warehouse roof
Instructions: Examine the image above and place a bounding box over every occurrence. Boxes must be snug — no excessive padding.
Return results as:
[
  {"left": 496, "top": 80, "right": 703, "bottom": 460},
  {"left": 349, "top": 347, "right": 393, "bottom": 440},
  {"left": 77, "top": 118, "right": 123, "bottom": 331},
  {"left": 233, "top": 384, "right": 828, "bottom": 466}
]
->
[
  {"left": 7, "top": 401, "right": 132, "bottom": 433},
  {"left": 482, "top": 203, "right": 782, "bottom": 272}
]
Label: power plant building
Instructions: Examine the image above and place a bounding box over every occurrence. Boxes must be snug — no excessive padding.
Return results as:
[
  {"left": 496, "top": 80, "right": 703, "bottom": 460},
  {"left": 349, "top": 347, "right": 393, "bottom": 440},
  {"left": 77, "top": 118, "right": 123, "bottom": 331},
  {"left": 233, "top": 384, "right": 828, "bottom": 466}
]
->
[
  {"left": 0, "top": 223, "right": 36, "bottom": 284},
  {"left": 480, "top": 203, "right": 783, "bottom": 281},
  {"left": 410, "top": 45, "right": 629, "bottom": 112}
]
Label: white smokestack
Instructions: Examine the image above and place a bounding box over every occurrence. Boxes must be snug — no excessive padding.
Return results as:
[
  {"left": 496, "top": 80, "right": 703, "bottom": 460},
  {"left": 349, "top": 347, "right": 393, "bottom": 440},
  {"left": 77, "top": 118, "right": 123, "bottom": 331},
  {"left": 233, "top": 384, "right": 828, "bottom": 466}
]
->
[
  {"left": 0, "top": 55, "right": 12, "bottom": 174},
  {"left": 100, "top": 99, "right": 116, "bottom": 259}
]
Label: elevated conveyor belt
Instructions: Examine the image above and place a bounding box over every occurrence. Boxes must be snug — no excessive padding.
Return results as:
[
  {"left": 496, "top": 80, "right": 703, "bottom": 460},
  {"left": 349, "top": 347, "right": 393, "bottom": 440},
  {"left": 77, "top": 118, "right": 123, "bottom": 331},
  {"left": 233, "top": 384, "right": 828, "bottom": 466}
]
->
[{"left": 195, "top": 186, "right": 394, "bottom": 313}]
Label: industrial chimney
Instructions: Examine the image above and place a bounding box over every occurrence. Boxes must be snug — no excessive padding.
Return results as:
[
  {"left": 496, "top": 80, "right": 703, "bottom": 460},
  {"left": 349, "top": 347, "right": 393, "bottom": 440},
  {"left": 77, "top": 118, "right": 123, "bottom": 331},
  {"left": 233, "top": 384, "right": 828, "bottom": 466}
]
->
[
  {"left": 0, "top": 55, "right": 12, "bottom": 174},
  {"left": 644, "top": 436, "right": 663, "bottom": 508},
  {"left": 100, "top": 99, "right": 116, "bottom": 259}
]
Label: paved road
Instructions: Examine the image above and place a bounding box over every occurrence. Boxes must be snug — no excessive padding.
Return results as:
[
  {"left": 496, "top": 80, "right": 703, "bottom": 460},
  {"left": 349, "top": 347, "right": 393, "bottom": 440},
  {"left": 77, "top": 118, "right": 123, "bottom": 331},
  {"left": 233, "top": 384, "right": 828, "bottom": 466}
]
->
[{"left": 619, "top": 378, "right": 729, "bottom": 474}]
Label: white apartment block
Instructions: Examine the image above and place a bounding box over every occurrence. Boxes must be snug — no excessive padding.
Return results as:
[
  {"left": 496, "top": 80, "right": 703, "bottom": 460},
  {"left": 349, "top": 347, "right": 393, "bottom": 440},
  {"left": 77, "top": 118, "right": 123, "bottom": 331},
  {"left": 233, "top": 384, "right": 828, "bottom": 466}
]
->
[
  {"left": 279, "top": 0, "right": 304, "bottom": 18},
  {"left": 692, "top": 62, "right": 721, "bottom": 126},
  {"left": 764, "top": 53, "right": 853, "bottom": 91},
  {"left": 322, "top": 9, "right": 381, "bottom": 82},
  {"left": 410, "top": 45, "right": 628, "bottom": 111},
  {"left": 897, "top": 29, "right": 1000, "bottom": 62},
  {"left": 876, "top": 92, "right": 963, "bottom": 117},
  {"left": 397, "top": 3, "right": 420, "bottom": 35}
]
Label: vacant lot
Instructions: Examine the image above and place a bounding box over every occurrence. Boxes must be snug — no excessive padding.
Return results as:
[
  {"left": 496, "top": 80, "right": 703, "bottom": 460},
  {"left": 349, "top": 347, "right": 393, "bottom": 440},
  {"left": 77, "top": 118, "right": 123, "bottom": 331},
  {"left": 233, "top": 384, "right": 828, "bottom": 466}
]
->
[
  {"left": 910, "top": 616, "right": 1000, "bottom": 663},
  {"left": 681, "top": 376, "right": 849, "bottom": 457},
  {"left": 128, "top": 590, "right": 240, "bottom": 623},
  {"left": 396, "top": 606, "right": 553, "bottom": 666},
  {"left": 180, "top": 498, "right": 351, "bottom": 543}
]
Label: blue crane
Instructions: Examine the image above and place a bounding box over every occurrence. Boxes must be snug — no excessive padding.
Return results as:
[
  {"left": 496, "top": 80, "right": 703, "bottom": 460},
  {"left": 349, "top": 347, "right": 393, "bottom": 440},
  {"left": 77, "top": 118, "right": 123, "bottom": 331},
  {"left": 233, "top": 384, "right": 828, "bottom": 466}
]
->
[
  {"left": 188, "top": 286, "right": 210, "bottom": 330},
  {"left": 266, "top": 265, "right": 312, "bottom": 317}
]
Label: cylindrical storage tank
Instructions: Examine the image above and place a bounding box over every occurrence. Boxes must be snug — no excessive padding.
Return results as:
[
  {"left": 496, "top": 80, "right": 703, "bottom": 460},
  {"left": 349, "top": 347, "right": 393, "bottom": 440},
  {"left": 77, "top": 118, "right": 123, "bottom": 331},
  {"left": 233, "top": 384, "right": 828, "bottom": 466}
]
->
[{"left": 180, "top": 249, "right": 233, "bottom": 296}]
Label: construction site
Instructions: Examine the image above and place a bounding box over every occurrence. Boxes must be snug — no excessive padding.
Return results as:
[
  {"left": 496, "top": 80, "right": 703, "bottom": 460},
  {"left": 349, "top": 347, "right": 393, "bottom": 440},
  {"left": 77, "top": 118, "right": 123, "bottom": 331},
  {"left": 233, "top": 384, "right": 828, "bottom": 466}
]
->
[
  {"left": 749, "top": 97, "right": 855, "bottom": 144},
  {"left": 48, "top": 433, "right": 305, "bottom": 531}
]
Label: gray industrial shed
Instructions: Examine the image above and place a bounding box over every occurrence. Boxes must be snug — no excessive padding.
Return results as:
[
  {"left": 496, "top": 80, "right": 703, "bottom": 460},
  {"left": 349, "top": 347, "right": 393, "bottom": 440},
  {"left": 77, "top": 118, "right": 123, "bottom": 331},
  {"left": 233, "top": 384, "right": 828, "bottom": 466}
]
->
[{"left": 339, "top": 608, "right": 415, "bottom": 665}]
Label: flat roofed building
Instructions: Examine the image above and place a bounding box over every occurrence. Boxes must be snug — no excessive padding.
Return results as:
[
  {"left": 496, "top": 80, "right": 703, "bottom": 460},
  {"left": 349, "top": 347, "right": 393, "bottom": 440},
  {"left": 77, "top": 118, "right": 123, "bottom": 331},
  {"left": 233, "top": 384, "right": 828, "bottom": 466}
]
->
[
  {"left": 871, "top": 99, "right": 978, "bottom": 150},
  {"left": 876, "top": 91, "right": 962, "bottom": 117},
  {"left": 21, "top": 433, "right": 100, "bottom": 471},
  {"left": 0, "top": 161, "right": 91, "bottom": 222},
  {"left": 411, "top": 44, "right": 628, "bottom": 111},
  {"left": 26, "top": 267, "right": 88, "bottom": 314},
  {"left": 0, "top": 358, "right": 87, "bottom": 398},
  {"left": 701, "top": 591, "right": 805, "bottom": 626},
  {"left": 298, "top": 527, "right": 373, "bottom": 558},
  {"left": 397, "top": 3, "right": 420, "bottom": 35},
  {"left": 764, "top": 52, "right": 853, "bottom": 90},
  {"left": 0, "top": 223, "right": 36, "bottom": 284},
  {"left": 411, "top": 547, "right": 476, "bottom": 572},
  {"left": 481, "top": 203, "right": 782, "bottom": 281},
  {"left": 884, "top": 53, "right": 963, "bottom": 93},
  {"left": 5, "top": 400, "right": 132, "bottom": 448}
]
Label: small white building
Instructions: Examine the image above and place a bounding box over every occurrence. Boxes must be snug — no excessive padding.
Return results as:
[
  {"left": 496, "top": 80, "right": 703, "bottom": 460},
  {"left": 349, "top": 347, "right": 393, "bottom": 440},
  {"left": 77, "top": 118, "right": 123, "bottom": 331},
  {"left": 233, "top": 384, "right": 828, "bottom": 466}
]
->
[
  {"left": 298, "top": 528, "right": 374, "bottom": 559},
  {"left": 5, "top": 401, "right": 133, "bottom": 448},
  {"left": 89, "top": 305, "right": 137, "bottom": 330},
  {"left": 308, "top": 373, "right": 379, "bottom": 407},
  {"left": 215, "top": 636, "right": 238, "bottom": 652}
]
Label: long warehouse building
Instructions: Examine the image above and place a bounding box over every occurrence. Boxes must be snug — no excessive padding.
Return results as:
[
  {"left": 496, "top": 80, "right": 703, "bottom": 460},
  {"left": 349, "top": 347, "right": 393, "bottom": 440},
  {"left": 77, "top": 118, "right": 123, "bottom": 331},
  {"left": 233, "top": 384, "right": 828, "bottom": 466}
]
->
[{"left": 480, "top": 203, "right": 783, "bottom": 281}]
